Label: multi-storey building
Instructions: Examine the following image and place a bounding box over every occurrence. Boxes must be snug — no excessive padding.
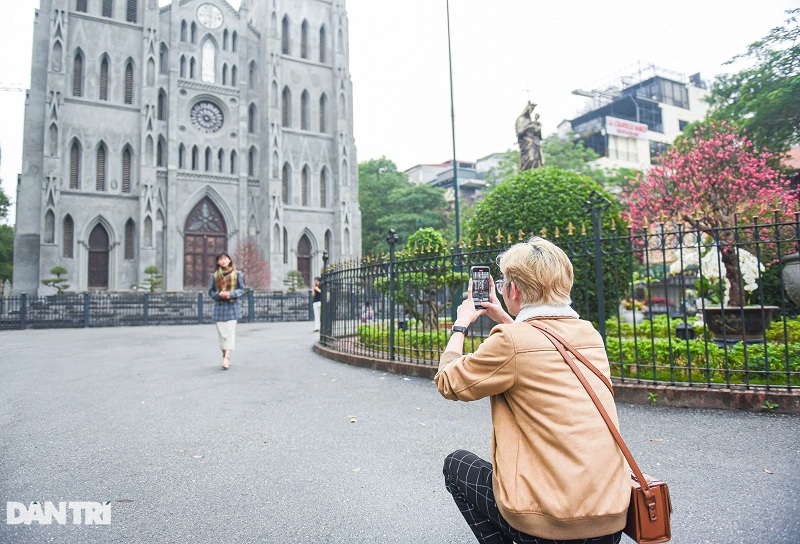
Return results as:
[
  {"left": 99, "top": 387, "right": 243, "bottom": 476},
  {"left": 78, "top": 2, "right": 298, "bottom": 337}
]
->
[
  {"left": 13, "top": 0, "right": 360, "bottom": 294},
  {"left": 559, "top": 64, "right": 710, "bottom": 169}
]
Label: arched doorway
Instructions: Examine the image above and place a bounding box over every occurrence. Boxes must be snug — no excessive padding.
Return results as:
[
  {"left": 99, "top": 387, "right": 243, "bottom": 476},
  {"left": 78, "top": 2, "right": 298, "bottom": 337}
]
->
[
  {"left": 297, "top": 234, "right": 312, "bottom": 288},
  {"left": 88, "top": 224, "right": 110, "bottom": 289},
  {"left": 184, "top": 198, "right": 227, "bottom": 289}
]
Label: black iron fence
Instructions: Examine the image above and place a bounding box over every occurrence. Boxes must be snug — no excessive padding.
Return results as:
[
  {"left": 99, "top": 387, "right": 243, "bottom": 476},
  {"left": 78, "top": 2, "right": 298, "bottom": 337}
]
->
[
  {"left": 0, "top": 290, "right": 312, "bottom": 330},
  {"left": 320, "top": 208, "right": 800, "bottom": 392}
]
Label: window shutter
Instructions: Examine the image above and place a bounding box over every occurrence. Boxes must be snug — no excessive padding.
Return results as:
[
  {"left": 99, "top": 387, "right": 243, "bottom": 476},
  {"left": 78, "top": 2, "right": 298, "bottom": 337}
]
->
[
  {"left": 125, "top": 220, "right": 135, "bottom": 260},
  {"left": 99, "top": 58, "right": 108, "bottom": 100},
  {"left": 301, "top": 168, "right": 308, "bottom": 206},
  {"left": 282, "top": 165, "right": 289, "bottom": 204},
  {"left": 320, "top": 169, "right": 327, "bottom": 208},
  {"left": 63, "top": 216, "right": 74, "bottom": 258},
  {"left": 122, "top": 148, "right": 131, "bottom": 192},
  {"left": 126, "top": 0, "right": 137, "bottom": 23},
  {"left": 73, "top": 54, "right": 83, "bottom": 96},
  {"left": 96, "top": 145, "right": 106, "bottom": 191},
  {"left": 125, "top": 63, "right": 134, "bottom": 104},
  {"left": 70, "top": 142, "right": 80, "bottom": 188},
  {"left": 102, "top": 0, "right": 112, "bottom": 18}
]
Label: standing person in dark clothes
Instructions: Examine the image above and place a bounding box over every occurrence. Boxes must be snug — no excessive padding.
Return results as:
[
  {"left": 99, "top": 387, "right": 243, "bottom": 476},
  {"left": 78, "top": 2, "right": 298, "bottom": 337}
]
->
[{"left": 312, "top": 276, "right": 322, "bottom": 332}]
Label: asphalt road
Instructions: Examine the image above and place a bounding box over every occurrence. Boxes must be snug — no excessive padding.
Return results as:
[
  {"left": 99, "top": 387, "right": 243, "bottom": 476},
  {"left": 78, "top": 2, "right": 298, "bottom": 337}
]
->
[{"left": 1, "top": 322, "right": 798, "bottom": 543}]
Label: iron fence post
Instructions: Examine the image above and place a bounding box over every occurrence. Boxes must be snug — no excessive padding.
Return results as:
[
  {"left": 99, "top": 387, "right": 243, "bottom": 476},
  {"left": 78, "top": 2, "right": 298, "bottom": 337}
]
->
[
  {"left": 308, "top": 289, "right": 313, "bottom": 321},
  {"left": 248, "top": 289, "right": 255, "bottom": 323},
  {"left": 83, "top": 292, "right": 90, "bottom": 328},
  {"left": 584, "top": 191, "right": 610, "bottom": 342},
  {"left": 20, "top": 293, "right": 27, "bottom": 330},
  {"left": 387, "top": 229, "right": 399, "bottom": 361},
  {"left": 321, "top": 251, "right": 329, "bottom": 338},
  {"left": 197, "top": 293, "right": 203, "bottom": 323},
  {"left": 143, "top": 293, "right": 149, "bottom": 325}
]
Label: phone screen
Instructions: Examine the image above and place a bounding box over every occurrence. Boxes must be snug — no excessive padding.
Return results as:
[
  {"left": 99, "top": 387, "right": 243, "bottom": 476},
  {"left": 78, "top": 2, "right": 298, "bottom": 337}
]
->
[{"left": 471, "top": 267, "right": 491, "bottom": 308}]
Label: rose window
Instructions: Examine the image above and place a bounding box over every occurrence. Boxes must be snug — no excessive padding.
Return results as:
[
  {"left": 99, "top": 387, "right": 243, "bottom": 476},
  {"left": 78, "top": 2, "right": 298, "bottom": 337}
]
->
[{"left": 190, "top": 101, "right": 224, "bottom": 133}]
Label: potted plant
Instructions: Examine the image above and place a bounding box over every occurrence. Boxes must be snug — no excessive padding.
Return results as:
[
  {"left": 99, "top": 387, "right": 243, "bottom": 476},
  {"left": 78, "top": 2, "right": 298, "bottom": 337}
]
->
[
  {"left": 619, "top": 298, "right": 646, "bottom": 324},
  {"left": 625, "top": 121, "right": 795, "bottom": 343}
]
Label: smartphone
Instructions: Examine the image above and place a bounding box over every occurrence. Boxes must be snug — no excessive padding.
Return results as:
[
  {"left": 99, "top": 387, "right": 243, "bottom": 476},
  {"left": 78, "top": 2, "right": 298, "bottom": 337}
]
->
[{"left": 470, "top": 266, "right": 491, "bottom": 310}]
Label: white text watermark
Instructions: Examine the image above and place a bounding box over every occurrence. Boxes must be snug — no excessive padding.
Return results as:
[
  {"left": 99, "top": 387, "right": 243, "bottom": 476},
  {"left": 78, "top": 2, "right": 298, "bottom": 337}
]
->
[{"left": 6, "top": 501, "right": 111, "bottom": 525}]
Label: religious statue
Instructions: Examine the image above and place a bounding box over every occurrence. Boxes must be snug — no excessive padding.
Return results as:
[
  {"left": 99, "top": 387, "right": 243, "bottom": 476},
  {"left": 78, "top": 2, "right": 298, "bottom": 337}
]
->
[{"left": 516, "top": 101, "right": 544, "bottom": 170}]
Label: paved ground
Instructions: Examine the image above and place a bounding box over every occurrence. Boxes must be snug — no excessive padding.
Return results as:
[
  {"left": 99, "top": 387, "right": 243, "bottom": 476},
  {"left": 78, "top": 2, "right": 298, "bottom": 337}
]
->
[{"left": 0, "top": 321, "right": 798, "bottom": 544}]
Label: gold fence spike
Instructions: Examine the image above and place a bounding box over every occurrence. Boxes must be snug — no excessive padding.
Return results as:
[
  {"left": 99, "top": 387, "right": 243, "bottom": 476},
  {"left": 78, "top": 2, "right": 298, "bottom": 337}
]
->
[
  {"left": 486, "top": 237, "right": 492, "bottom": 247},
  {"left": 496, "top": 229, "right": 504, "bottom": 243},
  {"left": 581, "top": 223, "right": 587, "bottom": 236},
  {"left": 518, "top": 229, "right": 525, "bottom": 241},
  {"left": 567, "top": 221, "right": 575, "bottom": 236},
  {"left": 540, "top": 227, "right": 547, "bottom": 238},
  {"left": 476, "top": 233, "right": 482, "bottom": 246},
  {"left": 554, "top": 226, "right": 560, "bottom": 238},
  {"left": 643, "top": 215, "right": 649, "bottom": 228},
  {"left": 507, "top": 233, "right": 512, "bottom": 245},
  {"left": 611, "top": 218, "right": 616, "bottom": 231}
]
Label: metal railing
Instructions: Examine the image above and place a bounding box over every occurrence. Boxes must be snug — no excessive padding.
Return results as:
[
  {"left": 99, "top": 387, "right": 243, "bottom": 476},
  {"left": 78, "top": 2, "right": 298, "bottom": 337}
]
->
[
  {"left": 320, "top": 209, "right": 800, "bottom": 392},
  {"left": 0, "top": 290, "right": 312, "bottom": 330}
]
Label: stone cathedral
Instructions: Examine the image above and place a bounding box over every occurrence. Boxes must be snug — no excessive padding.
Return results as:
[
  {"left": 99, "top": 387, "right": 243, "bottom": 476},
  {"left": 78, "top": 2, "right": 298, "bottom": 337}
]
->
[{"left": 13, "top": 0, "right": 361, "bottom": 295}]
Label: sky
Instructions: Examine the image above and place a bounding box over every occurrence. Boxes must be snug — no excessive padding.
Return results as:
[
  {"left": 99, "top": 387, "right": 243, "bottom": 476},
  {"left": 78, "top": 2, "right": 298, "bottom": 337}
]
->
[{"left": 0, "top": 0, "right": 796, "bottom": 226}]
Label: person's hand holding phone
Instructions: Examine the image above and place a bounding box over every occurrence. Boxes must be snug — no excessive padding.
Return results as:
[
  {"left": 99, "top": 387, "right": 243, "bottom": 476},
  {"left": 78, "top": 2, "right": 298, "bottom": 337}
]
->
[{"left": 456, "top": 279, "right": 485, "bottom": 327}]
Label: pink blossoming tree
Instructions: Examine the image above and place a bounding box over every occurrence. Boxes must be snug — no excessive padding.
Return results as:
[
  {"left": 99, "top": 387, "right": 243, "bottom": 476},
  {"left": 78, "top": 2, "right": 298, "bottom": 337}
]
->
[
  {"left": 233, "top": 238, "right": 271, "bottom": 290},
  {"left": 625, "top": 121, "right": 797, "bottom": 307}
]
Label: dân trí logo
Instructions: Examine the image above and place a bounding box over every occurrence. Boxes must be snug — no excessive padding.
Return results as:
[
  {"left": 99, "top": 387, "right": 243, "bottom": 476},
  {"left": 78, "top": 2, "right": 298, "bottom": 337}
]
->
[{"left": 6, "top": 501, "right": 111, "bottom": 525}]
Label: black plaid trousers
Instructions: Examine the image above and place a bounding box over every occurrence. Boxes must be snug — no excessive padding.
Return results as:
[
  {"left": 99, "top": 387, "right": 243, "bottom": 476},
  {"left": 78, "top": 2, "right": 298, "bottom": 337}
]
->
[{"left": 443, "top": 450, "right": 623, "bottom": 544}]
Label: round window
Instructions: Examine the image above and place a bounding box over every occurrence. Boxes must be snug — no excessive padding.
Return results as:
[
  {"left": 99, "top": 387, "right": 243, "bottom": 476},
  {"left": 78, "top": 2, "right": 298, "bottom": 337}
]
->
[{"left": 190, "top": 101, "right": 224, "bottom": 133}]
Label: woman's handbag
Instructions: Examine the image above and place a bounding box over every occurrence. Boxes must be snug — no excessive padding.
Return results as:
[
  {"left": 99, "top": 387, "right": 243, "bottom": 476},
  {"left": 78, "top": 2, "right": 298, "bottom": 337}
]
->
[{"left": 527, "top": 322, "right": 672, "bottom": 544}]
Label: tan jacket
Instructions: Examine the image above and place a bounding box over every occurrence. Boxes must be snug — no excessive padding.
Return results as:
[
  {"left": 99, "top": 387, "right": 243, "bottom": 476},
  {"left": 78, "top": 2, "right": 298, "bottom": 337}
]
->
[{"left": 435, "top": 317, "right": 629, "bottom": 540}]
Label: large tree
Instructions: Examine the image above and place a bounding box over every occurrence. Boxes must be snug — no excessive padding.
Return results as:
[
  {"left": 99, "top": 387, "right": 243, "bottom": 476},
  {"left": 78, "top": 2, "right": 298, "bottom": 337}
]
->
[
  {"left": 707, "top": 8, "right": 800, "bottom": 153},
  {"left": 0, "top": 180, "right": 12, "bottom": 284},
  {"left": 466, "top": 166, "right": 629, "bottom": 322},
  {"left": 358, "top": 157, "right": 449, "bottom": 256}
]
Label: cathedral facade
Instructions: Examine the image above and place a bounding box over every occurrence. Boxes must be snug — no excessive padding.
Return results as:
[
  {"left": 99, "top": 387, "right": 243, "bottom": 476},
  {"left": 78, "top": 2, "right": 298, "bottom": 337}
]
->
[{"left": 13, "top": 0, "right": 360, "bottom": 294}]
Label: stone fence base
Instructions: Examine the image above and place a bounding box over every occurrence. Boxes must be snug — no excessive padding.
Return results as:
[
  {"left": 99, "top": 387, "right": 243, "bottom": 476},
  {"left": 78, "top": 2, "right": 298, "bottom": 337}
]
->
[{"left": 313, "top": 343, "right": 800, "bottom": 414}]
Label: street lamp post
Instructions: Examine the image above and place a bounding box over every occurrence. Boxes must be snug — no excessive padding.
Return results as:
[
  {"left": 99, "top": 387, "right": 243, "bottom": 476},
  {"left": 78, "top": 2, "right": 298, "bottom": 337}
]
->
[{"left": 446, "top": 0, "right": 460, "bottom": 244}]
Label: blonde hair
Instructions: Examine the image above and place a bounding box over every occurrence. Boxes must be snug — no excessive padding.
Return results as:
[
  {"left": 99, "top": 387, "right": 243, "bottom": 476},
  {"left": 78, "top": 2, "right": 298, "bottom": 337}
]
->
[{"left": 497, "top": 236, "right": 573, "bottom": 307}]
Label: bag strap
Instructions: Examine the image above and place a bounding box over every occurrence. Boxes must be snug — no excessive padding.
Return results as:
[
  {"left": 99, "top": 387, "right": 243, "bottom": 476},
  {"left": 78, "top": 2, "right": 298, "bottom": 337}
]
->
[
  {"left": 525, "top": 321, "right": 658, "bottom": 510},
  {"left": 527, "top": 322, "right": 614, "bottom": 395}
]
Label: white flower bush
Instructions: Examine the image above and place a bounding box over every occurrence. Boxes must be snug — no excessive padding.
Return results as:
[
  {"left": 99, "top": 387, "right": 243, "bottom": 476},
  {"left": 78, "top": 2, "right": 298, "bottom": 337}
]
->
[{"left": 668, "top": 244, "right": 765, "bottom": 306}]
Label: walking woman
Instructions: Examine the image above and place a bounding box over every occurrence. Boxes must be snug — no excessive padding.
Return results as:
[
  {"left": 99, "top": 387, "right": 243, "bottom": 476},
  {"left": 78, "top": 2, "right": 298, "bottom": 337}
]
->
[{"left": 208, "top": 252, "right": 245, "bottom": 370}]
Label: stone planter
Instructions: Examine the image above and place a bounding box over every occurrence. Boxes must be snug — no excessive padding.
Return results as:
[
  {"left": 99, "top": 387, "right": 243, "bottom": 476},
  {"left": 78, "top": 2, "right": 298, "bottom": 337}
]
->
[
  {"left": 782, "top": 253, "right": 800, "bottom": 305},
  {"left": 702, "top": 306, "right": 779, "bottom": 345},
  {"left": 619, "top": 305, "right": 646, "bottom": 325}
]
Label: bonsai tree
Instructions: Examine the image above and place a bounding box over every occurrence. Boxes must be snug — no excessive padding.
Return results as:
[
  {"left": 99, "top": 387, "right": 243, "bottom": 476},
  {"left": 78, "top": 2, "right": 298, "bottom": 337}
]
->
[
  {"left": 41, "top": 266, "right": 70, "bottom": 295},
  {"left": 283, "top": 270, "right": 306, "bottom": 293},
  {"left": 374, "top": 227, "right": 469, "bottom": 330},
  {"left": 625, "top": 121, "right": 797, "bottom": 307},
  {"left": 143, "top": 265, "right": 164, "bottom": 293}
]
